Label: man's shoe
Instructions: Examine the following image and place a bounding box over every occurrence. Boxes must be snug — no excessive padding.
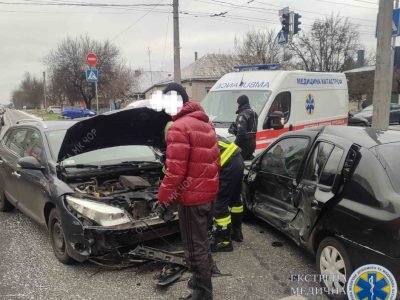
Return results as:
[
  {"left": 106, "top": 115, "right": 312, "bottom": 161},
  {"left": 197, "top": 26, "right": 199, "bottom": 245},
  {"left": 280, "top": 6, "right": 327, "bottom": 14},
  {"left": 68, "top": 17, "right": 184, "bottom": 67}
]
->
[
  {"left": 231, "top": 228, "right": 243, "bottom": 242},
  {"left": 210, "top": 224, "right": 233, "bottom": 252},
  {"left": 182, "top": 278, "right": 213, "bottom": 300},
  {"left": 211, "top": 240, "right": 233, "bottom": 252},
  {"left": 231, "top": 212, "right": 243, "bottom": 242}
]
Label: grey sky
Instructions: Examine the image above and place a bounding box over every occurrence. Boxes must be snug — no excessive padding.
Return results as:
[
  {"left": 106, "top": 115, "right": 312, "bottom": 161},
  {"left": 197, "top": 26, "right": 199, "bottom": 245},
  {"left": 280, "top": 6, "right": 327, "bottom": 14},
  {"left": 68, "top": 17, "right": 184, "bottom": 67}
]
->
[{"left": 0, "top": 0, "right": 379, "bottom": 104}]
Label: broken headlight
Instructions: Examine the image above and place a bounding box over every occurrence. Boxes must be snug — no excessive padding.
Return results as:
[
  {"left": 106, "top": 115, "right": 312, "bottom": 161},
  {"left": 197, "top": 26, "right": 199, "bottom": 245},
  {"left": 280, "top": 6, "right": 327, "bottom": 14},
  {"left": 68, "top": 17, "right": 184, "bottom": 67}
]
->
[{"left": 66, "top": 195, "right": 132, "bottom": 227}]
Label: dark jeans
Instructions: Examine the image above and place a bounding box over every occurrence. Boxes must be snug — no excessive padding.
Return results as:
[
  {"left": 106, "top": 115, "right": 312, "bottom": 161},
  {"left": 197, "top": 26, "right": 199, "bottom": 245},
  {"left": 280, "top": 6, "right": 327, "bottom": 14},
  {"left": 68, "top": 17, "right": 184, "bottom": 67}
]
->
[{"left": 178, "top": 202, "right": 214, "bottom": 280}]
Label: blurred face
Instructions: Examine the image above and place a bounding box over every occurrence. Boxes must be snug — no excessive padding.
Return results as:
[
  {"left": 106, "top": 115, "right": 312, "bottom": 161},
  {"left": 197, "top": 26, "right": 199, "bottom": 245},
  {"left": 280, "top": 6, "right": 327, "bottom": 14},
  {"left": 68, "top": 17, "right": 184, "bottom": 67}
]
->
[{"left": 149, "top": 90, "right": 183, "bottom": 116}]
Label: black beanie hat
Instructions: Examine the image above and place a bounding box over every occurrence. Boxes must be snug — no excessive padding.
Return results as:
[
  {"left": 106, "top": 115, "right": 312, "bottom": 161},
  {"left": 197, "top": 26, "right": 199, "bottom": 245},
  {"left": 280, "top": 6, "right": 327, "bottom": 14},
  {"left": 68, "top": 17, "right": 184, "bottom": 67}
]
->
[
  {"left": 237, "top": 95, "right": 249, "bottom": 106},
  {"left": 163, "top": 83, "right": 189, "bottom": 103}
]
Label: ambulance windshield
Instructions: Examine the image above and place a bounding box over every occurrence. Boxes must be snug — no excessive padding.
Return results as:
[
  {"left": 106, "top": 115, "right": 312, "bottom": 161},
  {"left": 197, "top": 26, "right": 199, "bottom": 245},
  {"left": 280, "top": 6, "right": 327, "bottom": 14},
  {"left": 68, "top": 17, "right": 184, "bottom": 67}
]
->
[{"left": 201, "top": 90, "right": 271, "bottom": 123}]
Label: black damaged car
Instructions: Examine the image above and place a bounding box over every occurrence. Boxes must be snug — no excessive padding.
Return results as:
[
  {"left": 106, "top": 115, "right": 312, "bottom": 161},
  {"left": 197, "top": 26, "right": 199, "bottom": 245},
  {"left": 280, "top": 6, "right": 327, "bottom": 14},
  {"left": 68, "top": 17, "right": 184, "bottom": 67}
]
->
[
  {"left": 0, "top": 107, "right": 179, "bottom": 264},
  {"left": 242, "top": 125, "right": 400, "bottom": 290}
]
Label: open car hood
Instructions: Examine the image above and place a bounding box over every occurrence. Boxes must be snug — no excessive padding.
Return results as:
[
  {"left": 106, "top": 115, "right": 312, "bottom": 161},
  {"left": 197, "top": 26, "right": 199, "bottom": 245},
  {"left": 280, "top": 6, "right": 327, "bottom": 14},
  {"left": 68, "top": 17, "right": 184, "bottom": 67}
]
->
[{"left": 57, "top": 107, "right": 171, "bottom": 162}]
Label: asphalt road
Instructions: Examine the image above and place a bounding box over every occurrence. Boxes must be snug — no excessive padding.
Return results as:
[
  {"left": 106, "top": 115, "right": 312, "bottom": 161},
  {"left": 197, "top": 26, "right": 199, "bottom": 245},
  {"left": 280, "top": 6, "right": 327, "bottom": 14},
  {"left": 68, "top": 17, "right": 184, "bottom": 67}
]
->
[
  {"left": 4, "top": 111, "right": 392, "bottom": 299},
  {"left": 0, "top": 109, "right": 40, "bottom": 139},
  {"left": 0, "top": 209, "right": 326, "bottom": 300}
]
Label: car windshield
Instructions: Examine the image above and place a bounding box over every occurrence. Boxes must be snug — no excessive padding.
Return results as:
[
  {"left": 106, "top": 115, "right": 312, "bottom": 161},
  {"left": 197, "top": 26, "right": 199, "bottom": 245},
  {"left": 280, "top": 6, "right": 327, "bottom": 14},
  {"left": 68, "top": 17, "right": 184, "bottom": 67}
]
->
[
  {"left": 376, "top": 143, "right": 400, "bottom": 193},
  {"left": 362, "top": 105, "right": 373, "bottom": 112},
  {"left": 46, "top": 129, "right": 156, "bottom": 165},
  {"left": 201, "top": 90, "right": 271, "bottom": 123}
]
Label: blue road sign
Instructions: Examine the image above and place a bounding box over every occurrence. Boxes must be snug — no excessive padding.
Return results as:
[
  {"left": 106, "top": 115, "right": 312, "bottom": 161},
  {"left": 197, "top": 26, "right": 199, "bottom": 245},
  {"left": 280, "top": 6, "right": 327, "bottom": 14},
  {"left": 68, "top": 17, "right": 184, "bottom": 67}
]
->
[
  {"left": 277, "top": 30, "right": 288, "bottom": 45},
  {"left": 86, "top": 69, "right": 98, "bottom": 83},
  {"left": 376, "top": 9, "right": 400, "bottom": 37}
]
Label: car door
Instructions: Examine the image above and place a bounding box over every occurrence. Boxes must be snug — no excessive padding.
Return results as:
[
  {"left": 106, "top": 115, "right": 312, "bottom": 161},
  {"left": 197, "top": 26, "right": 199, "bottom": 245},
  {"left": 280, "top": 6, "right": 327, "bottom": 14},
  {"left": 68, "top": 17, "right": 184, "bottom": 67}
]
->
[
  {"left": 15, "top": 128, "right": 49, "bottom": 225},
  {"left": 292, "top": 138, "right": 352, "bottom": 244},
  {"left": 251, "top": 137, "right": 310, "bottom": 229},
  {"left": 0, "top": 128, "right": 29, "bottom": 206}
]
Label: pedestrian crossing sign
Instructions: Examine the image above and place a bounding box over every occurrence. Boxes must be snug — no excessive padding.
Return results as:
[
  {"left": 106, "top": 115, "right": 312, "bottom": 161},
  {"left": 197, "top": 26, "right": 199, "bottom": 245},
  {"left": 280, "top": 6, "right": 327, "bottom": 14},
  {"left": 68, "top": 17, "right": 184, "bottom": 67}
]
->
[
  {"left": 277, "top": 30, "right": 288, "bottom": 45},
  {"left": 86, "top": 69, "right": 98, "bottom": 83}
]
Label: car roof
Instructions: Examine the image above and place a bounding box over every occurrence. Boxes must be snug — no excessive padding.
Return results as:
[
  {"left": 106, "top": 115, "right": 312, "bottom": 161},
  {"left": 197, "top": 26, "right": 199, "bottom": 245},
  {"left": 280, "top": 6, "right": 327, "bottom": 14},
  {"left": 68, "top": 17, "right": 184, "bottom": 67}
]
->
[
  {"left": 9, "top": 120, "right": 77, "bottom": 132},
  {"left": 320, "top": 126, "right": 400, "bottom": 148},
  {"left": 279, "top": 125, "right": 400, "bottom": 149}
]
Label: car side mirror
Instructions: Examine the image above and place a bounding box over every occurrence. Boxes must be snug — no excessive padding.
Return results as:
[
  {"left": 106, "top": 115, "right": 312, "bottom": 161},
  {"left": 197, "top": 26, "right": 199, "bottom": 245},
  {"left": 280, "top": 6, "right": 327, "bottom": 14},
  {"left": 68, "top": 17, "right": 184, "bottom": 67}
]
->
[
  {"left": 263, "top": 111, "right": 285, "bottom": 130},
  {"left": 18, "top": 156, "right": 44, "bottom": 170}
]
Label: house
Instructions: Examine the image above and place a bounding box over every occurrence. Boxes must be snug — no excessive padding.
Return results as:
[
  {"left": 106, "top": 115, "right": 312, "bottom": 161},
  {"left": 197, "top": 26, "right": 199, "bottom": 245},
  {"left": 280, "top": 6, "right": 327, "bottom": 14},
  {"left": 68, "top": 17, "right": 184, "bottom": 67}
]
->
[
  {"left": 131, "top": 70, "right": 173, "bottom": 100},
  {"left": 345, "top": 65, "right": 400, "bottom": 109},
  {"left": 144, "top": 53, "right": 241, "bottom": 102}
]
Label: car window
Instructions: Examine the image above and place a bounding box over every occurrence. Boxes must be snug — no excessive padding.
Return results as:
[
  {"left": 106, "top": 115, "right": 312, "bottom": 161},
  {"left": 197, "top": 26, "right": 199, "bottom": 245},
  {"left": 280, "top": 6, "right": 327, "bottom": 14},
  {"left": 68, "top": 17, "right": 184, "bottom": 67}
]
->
[
  {"left": 260, "top": 137, "right": 309, "bottom": 178},
  {"left": 304, "top": 142, "right": 334, "bottom": 181},
  {"left": 24, "top": 129, "right": 46, "bottom": 164},
  {"left": 5, "top": 128, "right": 29, "bottom": 157},
  {"left": 390, "top": 104, "right": 399, "bottom": 111},
  {"left": 267, "top": 92, "right": 291, "bottom": 123},
  {"left": 319, "top": 147, "right": 344, "bottom": 186}
]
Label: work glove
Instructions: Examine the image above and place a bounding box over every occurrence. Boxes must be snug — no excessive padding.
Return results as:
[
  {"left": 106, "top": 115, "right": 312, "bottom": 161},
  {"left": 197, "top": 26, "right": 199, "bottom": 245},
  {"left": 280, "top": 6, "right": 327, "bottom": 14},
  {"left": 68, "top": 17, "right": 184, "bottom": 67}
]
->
[{"left": 155, "top": 203, "right": 175, "bottom": 223}]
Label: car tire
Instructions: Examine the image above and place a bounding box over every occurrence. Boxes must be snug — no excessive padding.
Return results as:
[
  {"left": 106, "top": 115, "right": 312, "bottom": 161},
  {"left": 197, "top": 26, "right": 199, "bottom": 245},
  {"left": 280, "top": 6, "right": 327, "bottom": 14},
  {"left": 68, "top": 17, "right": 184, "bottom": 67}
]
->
[
  {"left": 316, "top": 237, "right": 352, "bottom": 299},
  {"left": 48, "top": 208, "right": 73, "bottom": 264},
  {"left": 49, "top": 110, "right": 54, "bottom": 114},
  {"left": 0, "top": 190, "right": 14, "bottom": 212}
]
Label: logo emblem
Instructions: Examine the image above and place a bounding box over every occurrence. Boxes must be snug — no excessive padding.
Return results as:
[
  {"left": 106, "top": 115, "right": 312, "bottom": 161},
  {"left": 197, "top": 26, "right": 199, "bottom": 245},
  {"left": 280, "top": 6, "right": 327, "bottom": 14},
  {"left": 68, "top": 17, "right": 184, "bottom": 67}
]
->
[
  {"left": 305, "top": 94, "right": 315, "bottom": 115},
  {"left": 347, "top": 264, "right": 397, "bottom": 300}
]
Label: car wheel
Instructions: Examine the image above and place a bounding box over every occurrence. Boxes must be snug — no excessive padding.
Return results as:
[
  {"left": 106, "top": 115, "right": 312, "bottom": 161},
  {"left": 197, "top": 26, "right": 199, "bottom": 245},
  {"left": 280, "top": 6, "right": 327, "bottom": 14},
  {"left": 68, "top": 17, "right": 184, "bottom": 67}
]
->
[
  {"left": 0, "top": 190, "right": 14, "bottom": 212},
  {"left": 49, "top": 110, "right": 54, "bottom": 114},
  {"left": 48, "top": 208, "right": 73, "bottom": 264},
  {"left": 316, "top": 237, "right": 352, "bottom": 299}
]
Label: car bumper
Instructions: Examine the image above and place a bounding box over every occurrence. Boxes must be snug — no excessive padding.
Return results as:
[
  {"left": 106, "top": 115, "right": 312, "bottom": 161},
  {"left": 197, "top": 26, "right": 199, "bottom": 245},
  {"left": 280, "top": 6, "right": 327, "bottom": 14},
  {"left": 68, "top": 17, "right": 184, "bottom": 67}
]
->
[
  {"left": 60, "top": 205, "right": 179, "bottom": 262},
  {"left": 337, "top": 234, "right": 400, "bottom": 285}
]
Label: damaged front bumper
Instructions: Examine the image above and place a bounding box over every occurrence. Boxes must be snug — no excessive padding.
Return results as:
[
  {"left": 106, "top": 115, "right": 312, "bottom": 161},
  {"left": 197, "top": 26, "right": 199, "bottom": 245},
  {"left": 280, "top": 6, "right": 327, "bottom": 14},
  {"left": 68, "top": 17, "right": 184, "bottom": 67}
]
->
[{"left": 61, "top": 207, "right": 180, "bottom": 262}]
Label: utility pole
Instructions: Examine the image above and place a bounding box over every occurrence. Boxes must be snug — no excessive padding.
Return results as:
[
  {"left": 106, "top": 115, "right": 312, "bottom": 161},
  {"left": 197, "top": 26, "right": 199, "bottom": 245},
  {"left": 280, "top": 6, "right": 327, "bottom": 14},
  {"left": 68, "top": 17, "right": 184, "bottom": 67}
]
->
[
  {"left": 391, "top": 0, "right": 400, "bottom": 105},
  {"left": 173, "top": 0, "right": 181, "bottom": 84},
  {"left": 372, "top": 0, "right": 393, "bottom": 129},
  {"left": 43, "top": 71, "right": 47, "bottom": 110},
  {"left": 148, "top": 47, "right": 153, "bottom": 86}
]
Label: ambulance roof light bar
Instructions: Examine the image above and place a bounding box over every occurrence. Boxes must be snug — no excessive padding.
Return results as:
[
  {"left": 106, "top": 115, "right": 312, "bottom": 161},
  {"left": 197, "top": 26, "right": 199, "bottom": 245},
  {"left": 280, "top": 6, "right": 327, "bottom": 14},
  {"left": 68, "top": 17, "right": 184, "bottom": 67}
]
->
[{"left": 233, "top": 63, "right": 282, "bottom": 71}]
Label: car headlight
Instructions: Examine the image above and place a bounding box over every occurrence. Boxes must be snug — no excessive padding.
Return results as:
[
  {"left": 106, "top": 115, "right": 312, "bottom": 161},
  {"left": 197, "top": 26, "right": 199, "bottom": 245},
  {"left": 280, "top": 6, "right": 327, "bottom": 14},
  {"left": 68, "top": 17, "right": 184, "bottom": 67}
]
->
[{"left": 66, "top": 195, "right": 132, "bottom": 227}]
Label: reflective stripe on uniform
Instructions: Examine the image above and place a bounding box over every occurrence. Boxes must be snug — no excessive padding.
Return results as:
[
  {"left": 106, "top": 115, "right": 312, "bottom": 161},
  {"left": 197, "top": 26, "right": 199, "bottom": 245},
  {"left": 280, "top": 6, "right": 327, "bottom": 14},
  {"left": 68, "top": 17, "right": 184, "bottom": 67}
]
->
[
  {"left": 218, "top": 141, "right": 230, "bottom": 148},
  {"left": 230, "top": 205, "right": 243, "bottom": 214},
  {"left": 214, "top": 215, "right": 231, "bottom": 227},
  {"left": 220, "top": 143, "right": 238, "bottom": 167}
]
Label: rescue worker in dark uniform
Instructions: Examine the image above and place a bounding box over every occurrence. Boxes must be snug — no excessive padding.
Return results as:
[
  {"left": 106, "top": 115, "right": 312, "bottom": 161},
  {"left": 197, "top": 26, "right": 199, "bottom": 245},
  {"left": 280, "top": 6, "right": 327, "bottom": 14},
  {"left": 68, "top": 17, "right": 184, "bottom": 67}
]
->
[
  {"left": 228, "top": 95, "right": 258, "bottom": 160},
  {"left": 210, "top": 136, "right": 245, "bottom": 252}
]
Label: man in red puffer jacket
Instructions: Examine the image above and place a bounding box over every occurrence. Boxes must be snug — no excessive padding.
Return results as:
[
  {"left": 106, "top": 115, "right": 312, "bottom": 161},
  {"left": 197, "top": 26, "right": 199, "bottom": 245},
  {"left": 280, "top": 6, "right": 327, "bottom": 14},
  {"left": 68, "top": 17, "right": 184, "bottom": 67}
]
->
[{"left": 158, "top": 83, "right": 220, "bottom": 300}]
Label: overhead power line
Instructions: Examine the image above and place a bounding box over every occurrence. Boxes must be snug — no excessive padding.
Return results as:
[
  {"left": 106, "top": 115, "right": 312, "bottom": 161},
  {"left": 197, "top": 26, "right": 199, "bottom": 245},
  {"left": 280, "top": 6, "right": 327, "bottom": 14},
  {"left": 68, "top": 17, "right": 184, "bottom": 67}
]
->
[
  {"left": 111, "top": 0, "right": 166, "bottom": 41},
  {"left": 0, "top": 1, "right": 171, "bottom": 7},
  {"left": 316, "top": 0, "right": 378, "bottom": 9}
]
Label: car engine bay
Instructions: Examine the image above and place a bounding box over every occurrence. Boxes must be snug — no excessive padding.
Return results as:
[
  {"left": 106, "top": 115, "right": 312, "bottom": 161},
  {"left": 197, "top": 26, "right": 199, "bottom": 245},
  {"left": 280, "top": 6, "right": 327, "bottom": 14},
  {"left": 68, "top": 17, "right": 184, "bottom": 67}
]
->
[{"left": 64, "top": 167, "right": 167, "bottom": 222}]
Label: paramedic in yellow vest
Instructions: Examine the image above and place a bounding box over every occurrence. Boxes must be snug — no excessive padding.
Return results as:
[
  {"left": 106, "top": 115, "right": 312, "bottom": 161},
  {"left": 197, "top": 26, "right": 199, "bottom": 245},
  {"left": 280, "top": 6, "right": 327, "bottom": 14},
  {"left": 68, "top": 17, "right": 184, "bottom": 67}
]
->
[{"left": 210, "top": 135, "right": 245, "bottom": 252}]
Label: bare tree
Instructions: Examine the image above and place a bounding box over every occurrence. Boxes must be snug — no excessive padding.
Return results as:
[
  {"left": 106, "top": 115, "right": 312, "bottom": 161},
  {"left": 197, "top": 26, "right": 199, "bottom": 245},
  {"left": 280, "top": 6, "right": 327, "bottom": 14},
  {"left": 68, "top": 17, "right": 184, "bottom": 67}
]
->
[
  {"left": 288, "top": 15, "right": 360, "bottom": 72},
  {"left": 11, "top": 73, "right": 43, "bottom": 109},
  {"left": 45, "top": 35, "right": 135, "bottom": 109},
  {"left": 234, "top": 28, "right": 280, "bottom": 65}
]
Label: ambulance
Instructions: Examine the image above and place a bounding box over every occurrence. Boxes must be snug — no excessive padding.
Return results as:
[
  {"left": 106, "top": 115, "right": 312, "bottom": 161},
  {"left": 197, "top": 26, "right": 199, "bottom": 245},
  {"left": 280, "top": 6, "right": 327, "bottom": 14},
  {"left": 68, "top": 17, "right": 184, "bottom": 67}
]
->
[{"left": 201, "top": 64, "right": 349, "bottom": 153}]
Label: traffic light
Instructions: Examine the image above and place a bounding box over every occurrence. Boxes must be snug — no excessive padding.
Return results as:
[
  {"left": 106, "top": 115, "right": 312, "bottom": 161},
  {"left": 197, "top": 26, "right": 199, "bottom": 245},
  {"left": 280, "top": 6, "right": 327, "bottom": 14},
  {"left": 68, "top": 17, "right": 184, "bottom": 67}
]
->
[
  {"left": 294, "top": 13, "right": 302, "bottom": 34},
  {"left": 281, "top": 13, "right": 290, "bottom": 34}
]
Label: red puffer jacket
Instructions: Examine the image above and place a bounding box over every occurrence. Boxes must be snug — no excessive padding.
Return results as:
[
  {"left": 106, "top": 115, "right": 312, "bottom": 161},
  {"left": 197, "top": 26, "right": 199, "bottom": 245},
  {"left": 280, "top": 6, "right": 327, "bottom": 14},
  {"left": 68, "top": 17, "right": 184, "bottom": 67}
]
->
[{"left": 158, "top": 102, "right": 220, "bottom": 206}]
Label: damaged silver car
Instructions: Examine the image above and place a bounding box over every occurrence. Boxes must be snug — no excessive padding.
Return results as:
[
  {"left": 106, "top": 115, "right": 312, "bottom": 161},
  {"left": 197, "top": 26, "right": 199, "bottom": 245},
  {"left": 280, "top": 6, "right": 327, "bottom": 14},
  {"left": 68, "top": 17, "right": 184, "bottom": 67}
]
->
[{"left": 0, "top": 107, "right": 179, "bottom": 264}]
